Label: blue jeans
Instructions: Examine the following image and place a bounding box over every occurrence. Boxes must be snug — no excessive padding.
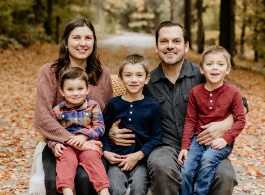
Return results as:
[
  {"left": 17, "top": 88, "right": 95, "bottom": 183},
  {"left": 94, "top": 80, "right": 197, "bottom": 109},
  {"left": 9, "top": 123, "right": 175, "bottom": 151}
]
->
[
  {"left": 181, "top": 135, "right": 234, "bottom": 195},
  {"left": 107, "top": 161, "right": 149, "bottom": 195}
]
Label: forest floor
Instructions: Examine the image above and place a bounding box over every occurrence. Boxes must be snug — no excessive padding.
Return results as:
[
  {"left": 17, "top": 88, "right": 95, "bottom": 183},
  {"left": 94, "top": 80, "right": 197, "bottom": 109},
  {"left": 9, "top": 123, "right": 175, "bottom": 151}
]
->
[{"left": 0, "top": 32, "right": 264, "bottom": 194}]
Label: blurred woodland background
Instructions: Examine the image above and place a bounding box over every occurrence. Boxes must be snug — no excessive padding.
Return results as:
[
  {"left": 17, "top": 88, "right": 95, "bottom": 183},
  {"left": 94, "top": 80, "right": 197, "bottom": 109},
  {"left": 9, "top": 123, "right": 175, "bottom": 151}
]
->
[
  {"left": 0, "top": 0, "right": 264, "bottom": 66},
  {"left": 0, "top": 0, "right": 264, "bottom": 194}
]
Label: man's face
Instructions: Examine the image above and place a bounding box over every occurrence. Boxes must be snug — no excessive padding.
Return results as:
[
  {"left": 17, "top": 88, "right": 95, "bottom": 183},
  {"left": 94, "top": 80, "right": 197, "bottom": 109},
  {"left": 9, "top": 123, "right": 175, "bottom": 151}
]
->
[{"left": 156, "top": 26, "right": 189, "bottom": 66}]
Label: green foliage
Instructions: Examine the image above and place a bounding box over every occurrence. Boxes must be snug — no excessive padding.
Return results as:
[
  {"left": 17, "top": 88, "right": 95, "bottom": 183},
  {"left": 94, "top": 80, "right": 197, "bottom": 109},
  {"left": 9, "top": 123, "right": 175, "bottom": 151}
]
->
[
  {"left": 0, "top": 0, "right": 35, "bottom": 46},
  {"left": 0, "top": 0, "right": 94, "bottom": 48},
  {"left": 236, "top": 0, "right": 265, "bottom": 61}
]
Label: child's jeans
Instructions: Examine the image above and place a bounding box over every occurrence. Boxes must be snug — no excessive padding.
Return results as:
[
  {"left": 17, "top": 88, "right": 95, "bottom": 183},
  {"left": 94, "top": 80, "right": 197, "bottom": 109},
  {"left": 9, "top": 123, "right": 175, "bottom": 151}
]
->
[
  {"left": 107, "top": 161, "right": 150, "bottom": 195},
  {"left": 56, "top": 146, "right": 109, "bottom": 193},
  {"left": 181, "top": 134, "right": 233, "bottom": 195}
]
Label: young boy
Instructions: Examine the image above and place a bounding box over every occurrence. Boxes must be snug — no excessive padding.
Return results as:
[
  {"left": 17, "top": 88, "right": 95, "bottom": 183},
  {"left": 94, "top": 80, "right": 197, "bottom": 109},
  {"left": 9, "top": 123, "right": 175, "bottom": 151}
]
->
[
  {"left": 178, "top": 46, "right": 246, "bottom": 195},
  {"left": 102, "top": 54, "right": 162, "bottom": 194},
  {"left": 46, "top": 67, "right": 109, "bottom": 195}
]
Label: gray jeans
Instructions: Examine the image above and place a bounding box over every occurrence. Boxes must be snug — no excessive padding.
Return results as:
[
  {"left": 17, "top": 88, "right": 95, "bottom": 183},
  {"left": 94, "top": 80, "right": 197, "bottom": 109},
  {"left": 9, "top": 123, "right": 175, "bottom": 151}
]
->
[
  {"left": 108, "top": 161, "right": 150, "bottom": 195},
  {"left": 147, "top": 145, "right": 238, "bottom": 195}
]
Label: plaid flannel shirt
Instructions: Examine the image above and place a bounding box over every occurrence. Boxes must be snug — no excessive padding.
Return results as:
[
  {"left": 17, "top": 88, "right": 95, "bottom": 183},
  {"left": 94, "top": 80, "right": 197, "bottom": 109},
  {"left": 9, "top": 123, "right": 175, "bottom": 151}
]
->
[{"left": 47, "top": 97, "right": 105, "bottom": 149}]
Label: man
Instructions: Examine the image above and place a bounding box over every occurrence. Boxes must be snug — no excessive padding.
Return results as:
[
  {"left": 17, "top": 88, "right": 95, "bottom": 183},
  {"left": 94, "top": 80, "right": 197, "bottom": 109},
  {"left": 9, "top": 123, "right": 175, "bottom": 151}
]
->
[{"left": 109, "top": 21, "right": 248, "bottom": 195}]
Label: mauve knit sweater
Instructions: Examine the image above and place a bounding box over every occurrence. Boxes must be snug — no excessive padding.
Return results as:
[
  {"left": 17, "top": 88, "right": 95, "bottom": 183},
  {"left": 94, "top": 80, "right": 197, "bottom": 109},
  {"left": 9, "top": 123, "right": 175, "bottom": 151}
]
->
[{"left": 34, "top": 63, "right": 113, "bottom": 143}]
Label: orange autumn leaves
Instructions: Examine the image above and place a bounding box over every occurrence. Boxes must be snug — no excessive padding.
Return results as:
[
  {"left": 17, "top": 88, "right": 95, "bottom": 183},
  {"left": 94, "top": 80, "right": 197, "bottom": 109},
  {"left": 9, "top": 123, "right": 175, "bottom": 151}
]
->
[{"left": 0, "top": 43, "right": 264, "bottom": 194}]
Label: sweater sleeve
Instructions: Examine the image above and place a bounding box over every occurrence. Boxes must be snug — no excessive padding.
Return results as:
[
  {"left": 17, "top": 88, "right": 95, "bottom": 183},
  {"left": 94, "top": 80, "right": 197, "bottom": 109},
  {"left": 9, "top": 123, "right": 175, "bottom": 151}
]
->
[
  {"left": 181, "top": 88, "right": 198, "bottom": 150},
  {"left": 34, "top": 64, "right": 72, "bottom": 143},
  {"left": 101, "top": 66, "right": 113, "bottom": 114},
  {"left": 222, "top": 90, "right": 246, "bottom": 145},
  {"left": 140, "top": 103, "right": 162, "bottom": 157}
]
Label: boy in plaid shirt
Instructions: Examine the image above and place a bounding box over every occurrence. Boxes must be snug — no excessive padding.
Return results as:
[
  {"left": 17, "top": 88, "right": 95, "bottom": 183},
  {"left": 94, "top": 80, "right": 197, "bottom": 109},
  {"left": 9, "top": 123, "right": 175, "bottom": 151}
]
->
[{"left": 46, "top": 67, "right": 109, "bottom": 195}]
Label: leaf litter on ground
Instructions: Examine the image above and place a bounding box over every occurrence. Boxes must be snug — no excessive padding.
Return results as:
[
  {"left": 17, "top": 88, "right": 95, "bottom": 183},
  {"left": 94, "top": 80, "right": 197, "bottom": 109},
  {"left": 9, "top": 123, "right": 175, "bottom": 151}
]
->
[{"left": 0, "top": 43, "right": 264, "bottom": 194}]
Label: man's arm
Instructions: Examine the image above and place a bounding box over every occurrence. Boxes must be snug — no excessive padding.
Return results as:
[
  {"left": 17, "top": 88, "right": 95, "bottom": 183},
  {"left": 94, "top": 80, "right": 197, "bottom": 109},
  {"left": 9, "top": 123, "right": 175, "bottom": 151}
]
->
[{"left": 197, "top": 97, "right": 248, "bottom": 145}]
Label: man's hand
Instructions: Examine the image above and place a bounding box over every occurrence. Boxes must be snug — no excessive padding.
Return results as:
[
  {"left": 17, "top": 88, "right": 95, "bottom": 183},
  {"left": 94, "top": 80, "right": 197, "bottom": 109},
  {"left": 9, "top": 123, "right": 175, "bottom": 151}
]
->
[
  {"left": 178, "top": 149, "right": 188, "bottom": 166},
  {"left": 54, "top": 143, "right": 66, "bottom": 158},
  {"left": 211, "top": 138, "right": 227, "bottom": 149},
  {"left": 197, "top": 114, "right": 233, "bottom": 146},
  {"left": 103, "top": 151, "right": 124, "bottom": 164},
  {"left": 109, "top": 119, "right": 135, "bottom": 146},
  {"left": 118, "top": 151, "right": 145, "bottom": 171},
  {"left": 67, "top": 134, "right": 88, "bottom": 146}
]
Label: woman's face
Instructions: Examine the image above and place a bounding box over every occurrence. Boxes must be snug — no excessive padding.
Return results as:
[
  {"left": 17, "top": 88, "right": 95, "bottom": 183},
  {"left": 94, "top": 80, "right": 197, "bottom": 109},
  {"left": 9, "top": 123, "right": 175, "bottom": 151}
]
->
[{"left": 67, "top": 26, "right": 94, "bottom": 65}]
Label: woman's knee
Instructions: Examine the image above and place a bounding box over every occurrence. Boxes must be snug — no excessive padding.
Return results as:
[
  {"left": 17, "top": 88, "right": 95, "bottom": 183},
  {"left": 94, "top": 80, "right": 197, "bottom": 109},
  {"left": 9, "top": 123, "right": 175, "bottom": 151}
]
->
[{"left": 75, "top": 166, "right": 97, "bottom": 195}]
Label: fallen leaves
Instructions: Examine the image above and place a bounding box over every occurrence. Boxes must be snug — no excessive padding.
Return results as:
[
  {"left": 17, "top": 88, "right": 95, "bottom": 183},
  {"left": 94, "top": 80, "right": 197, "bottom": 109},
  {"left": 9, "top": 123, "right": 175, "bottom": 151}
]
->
[{"left": 0, "top": 42, "right": 264, "bottom": 194}]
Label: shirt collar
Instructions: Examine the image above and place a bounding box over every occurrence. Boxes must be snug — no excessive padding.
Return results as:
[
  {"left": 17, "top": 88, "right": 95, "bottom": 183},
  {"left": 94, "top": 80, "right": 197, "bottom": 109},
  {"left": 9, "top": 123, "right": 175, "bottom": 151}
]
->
[
  {"left": 178, "top": 59, "right": 196, "bottom": 79},
  {"left": 59, "top": 97, "right": 89, "bottom": 110},
  {"left": 151, "top": 59, "right": 196, "bottom": 83}
]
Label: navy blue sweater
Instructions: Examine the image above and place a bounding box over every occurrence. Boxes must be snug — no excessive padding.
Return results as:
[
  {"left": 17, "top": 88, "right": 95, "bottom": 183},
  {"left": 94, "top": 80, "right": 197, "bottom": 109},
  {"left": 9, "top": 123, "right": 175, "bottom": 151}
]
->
[{"left": 102, "top": 96, "right": 162, "bottom": 156}]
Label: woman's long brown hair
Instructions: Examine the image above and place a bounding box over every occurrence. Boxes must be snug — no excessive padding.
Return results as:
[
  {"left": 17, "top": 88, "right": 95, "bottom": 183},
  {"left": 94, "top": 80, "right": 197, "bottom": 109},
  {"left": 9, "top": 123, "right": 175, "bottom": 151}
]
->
[{"left": 51, "top": 18, "right": 102, "bottom": 85}]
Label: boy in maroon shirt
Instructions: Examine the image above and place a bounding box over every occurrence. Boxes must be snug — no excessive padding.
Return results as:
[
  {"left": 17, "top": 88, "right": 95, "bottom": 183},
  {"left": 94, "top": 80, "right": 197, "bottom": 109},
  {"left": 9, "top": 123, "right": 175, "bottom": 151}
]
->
[{"left": 178, "top": 46, "right": 245, "bottom": 195}]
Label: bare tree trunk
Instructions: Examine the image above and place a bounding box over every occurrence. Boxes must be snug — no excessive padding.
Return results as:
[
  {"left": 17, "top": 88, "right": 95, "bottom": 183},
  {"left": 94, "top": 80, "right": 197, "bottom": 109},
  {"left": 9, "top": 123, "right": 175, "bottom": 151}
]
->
[
  {"left": 240, "top": 0, "right": 247, "bottom": 54},
  {"left": 170, "top": 0, "right": 177, "bottom": 21},
  {"left": 33, "top": 0, "right": 44, "bottom": 24},
  {"left": 55, "top": 16, "right": 60, "bottom": 44},
  {"left": 153, "top": 11, "right": 160, "bottom": 31},
  {"left": 44, "top": 0, "right": 53, "bottom": 36},
  {"left": 219, "top": 0, "right": 235, "bottom": 65},
  {"left": 197, "top": 0, "right": 204, "bottom": 53},
  {"left": 185, "top": 0, "right": 192, "bottom": 49}
]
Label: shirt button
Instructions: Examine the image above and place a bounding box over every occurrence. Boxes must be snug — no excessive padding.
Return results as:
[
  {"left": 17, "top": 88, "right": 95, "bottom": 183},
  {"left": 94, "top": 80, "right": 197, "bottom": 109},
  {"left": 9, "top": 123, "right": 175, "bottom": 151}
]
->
[
  {"left": 210, "top": 94, "right": 213, "bottom": 96},
  {"left": 210, "top": 100, "right": 213, "bottom": 103},
  {"left": 130, "top": 105, "right": 133, "bottom": 107},
  {"left": 209, "top": 107, "right": 212, "bottom": 109},
  {"left": 129, "top": 118, "right": 131, "bottom": 121},
  {"left": 130, "top": 111, "right": 132, "bottom": 114},
  {"left": 75, "top": 118, "right": 78, "bottom": 121}
]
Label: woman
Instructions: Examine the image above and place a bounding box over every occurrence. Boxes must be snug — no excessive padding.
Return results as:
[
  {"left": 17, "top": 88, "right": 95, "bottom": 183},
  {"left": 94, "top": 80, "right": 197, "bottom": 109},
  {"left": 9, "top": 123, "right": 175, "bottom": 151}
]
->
[{"left": 34, "top": 18, "right": 113, "bottom": 195}]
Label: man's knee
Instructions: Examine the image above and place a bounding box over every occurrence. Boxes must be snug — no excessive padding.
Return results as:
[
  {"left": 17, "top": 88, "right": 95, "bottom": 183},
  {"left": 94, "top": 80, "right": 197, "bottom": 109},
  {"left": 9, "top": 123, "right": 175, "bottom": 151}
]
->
[{"left": 209, "top": 159, "right": 237, "bottom": 195}]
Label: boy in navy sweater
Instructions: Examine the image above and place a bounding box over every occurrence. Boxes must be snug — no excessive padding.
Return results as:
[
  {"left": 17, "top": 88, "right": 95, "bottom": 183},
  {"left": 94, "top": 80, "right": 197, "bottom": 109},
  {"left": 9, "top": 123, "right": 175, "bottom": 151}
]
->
[{"left": 102, "top": 54, "right": 162, "bottom": 194}]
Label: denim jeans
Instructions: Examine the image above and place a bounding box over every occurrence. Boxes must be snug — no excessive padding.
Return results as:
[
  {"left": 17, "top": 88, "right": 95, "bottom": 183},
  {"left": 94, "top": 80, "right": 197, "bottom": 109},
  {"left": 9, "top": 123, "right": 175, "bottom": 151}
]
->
[
  {"left": 181, "top": 135, "right": 234, "bottom": 195},
  {"left": 107, "top": 161, "right": 149, "bottom": 195}
]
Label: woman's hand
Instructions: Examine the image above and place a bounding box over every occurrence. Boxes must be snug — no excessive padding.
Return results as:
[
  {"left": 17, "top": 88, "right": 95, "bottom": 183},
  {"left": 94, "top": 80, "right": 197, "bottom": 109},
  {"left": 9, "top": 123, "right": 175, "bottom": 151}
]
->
[
  {"left": 118, "top": 151, "right": 145, "bottom": 171},
  {"left": 103, "top": 151, "right": 124, "bottom": 164},
  {"left": 71, "top": 140, "right": 103, "bottom": 154},
  {"left": 197, "top": 114, "right": 233, "bottom": 146},
  {"left": 54, "top": 143, "right": 67, "bottom": 158},
  {"left": 109, "top": 119, "right": 136, "bottom": 146},
  {"left": 178, "top": 149, "right": 188, "bottom": 166},
  {"left": 211, "top": 138, "right": 227, "bottom": 149},
  {"left": 67, "top": 134, "right": 88, "bottom": 146}
]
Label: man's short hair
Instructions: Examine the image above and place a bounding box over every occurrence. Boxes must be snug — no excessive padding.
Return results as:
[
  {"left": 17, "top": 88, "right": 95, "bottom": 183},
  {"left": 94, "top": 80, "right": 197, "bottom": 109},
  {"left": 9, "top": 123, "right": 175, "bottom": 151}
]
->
[{"left": 155, "top": 21, "right": 189, "bottom": 44}]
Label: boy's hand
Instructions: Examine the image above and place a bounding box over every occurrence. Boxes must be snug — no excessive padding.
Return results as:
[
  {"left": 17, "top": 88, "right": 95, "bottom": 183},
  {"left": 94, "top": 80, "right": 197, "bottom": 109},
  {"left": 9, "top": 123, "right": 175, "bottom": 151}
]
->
[
  {"left": 178, "top": 149, "right": 188, "bottom": 166},
  {"left": 54, "top": 143, "right": 66, "bottom": 158},
  {"left": 118, "top": 151, "right": 145, "bottom": 171},
  {"left": 211, "top": 138, "right": 227, "bottom": 149},
  {"left": 67, "top": 134, "right": 88, "bottom": 146},
  {"left": 103, "top": 151, "right": 124, "bottom": 164}
]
